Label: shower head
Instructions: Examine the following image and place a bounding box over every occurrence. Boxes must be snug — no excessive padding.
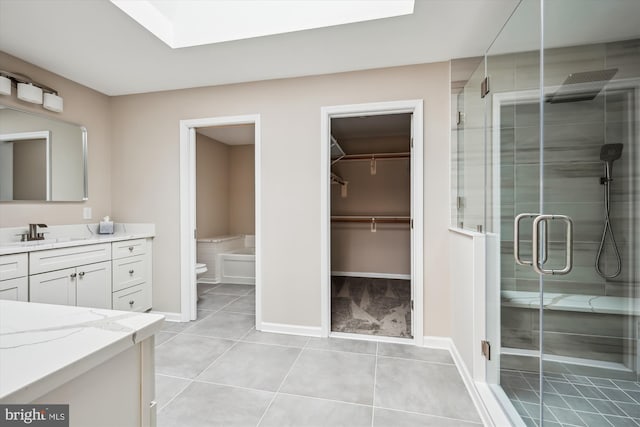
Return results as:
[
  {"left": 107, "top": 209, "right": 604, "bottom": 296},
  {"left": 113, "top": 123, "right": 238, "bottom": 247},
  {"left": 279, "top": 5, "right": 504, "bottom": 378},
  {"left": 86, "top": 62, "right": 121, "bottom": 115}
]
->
[
  {"left": 600, "top": 143, "right": 623, "bottom": 180},
  {"left": 547, "top": 68, "right": 618, "bottom": 104},
  {"left": 600, "top": 143, "right": 623, "bottom": 163}
]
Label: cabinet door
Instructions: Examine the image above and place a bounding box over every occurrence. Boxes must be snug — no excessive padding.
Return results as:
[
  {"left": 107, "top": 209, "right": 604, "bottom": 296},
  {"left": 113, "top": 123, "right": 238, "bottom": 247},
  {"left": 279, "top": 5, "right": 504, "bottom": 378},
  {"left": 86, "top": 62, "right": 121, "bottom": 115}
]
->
[
  {"left": 76, "top": 261, "right": 112, "bottom": 309},
  {"left": 0, "top": 277, "right": 28, "bottom": 301},
  {"left": 30, "top": 268, "right": 76, "bottom": 306}
]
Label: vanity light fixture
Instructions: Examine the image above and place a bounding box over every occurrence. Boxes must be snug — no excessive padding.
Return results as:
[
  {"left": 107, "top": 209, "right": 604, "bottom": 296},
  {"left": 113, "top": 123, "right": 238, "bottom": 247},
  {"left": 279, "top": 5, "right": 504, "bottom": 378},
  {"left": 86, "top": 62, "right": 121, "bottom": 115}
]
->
[
  {"left": 0, "top": 75, "right": 11, "bottom": 96},
  {"left": 0, "top": 70, "right": 63, "bottom": 113},
  {"left": 17, "top": 82, "right": 43, "bottom": 104}
]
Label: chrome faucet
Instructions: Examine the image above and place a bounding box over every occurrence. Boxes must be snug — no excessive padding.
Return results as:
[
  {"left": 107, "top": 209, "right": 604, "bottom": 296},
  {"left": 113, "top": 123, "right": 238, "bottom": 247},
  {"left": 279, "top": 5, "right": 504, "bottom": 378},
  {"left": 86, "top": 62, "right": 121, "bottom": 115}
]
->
[{"left": 27, "top": 223, "right": 48, "bottom": 241}]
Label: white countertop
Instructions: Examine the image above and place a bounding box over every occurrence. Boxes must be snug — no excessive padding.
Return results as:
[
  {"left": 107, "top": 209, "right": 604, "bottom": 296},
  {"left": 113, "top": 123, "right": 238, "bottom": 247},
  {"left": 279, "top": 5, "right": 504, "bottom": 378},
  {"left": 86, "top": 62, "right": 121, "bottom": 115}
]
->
[
  {"left": 502, "top": 290, "right": 640, "bottom": 316},
  {"left": 0, "top": 300, "right": 164, "bottom": 403},
  {"left": 0, "top": 223, "right": 155, "bottom": 255}
]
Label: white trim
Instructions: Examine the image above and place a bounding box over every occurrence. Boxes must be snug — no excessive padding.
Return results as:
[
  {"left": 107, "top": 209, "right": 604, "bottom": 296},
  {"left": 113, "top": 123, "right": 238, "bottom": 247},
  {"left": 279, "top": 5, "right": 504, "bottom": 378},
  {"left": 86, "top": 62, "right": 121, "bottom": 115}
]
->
[
  {"left": 424, "top": 336, "right": 503, "bottom": 427},
  {"left": 330, "top": 271, "right": 411, "bottom": 280},
  {"left": 421, "top": 335, "right": 452, "bottom": 350},
  {"left": 196, "top": 278, "right": 220, "bottom": 285},
  {"left": 330, "top": 331, "right": 412, "bottom": 344},
  {"left": 179, "top": 114, "right": 262, "bottom": 327},
  {"left": 260, "top": 322, "right": 322, "bottom": 337},
  {"left": 320, "top": 99, "right": 424, "bottom": 347},
  {"left": 150, "top": 310, "right": 182, "bottom": 322}
]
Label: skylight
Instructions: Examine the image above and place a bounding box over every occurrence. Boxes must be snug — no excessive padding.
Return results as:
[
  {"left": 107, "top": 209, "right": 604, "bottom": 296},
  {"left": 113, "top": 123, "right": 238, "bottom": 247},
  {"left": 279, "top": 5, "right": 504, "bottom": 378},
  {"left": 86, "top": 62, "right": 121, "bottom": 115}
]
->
[{"left": 110, "top": 0, "right": 415, "bottom": 49}]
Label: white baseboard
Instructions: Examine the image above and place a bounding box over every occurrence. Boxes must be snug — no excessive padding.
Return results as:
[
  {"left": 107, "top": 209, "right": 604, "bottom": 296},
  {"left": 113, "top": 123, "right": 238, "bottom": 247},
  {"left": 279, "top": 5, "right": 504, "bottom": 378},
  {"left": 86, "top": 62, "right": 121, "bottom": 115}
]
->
[
  {"left": 197, "top": 278, "right": 220, "bottom": 285},
  {"left": 421, "top": 335, "right": 453, "bottom": 350},
  {"left": 259, "top": 321, "right": 322, "bottom": 337},
  {"left": 150, "top": 311, "right": 182, "bottom": 322},
  {"left": 423, "top": 336, "right": 496, "bottom": 427},
  {"left": 331, "top": 271, "right": 411, "bottom": 280}
]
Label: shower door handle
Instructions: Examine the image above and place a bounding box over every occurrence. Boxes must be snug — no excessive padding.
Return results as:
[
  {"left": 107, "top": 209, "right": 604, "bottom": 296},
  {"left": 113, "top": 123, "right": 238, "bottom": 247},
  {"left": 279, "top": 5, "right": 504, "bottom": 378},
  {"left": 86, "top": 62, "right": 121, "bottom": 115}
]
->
[
  {"left": 532, "top": 214, "right": 573, "bottom": 275},
  {"left": 514, "top": 213, "right": 538, "bottom": 266},
  {"left": 514, "top": 213, "right": 549, "bottom": 266}
]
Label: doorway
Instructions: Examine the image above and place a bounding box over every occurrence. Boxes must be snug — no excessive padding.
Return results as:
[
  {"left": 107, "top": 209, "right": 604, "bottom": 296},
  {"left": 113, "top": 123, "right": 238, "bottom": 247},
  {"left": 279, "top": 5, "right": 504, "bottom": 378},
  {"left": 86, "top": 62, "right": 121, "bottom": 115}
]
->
[
  {"left": 320, "top": 100, "right": 424, "bottom": 345},
  {"left": 179, "top": 115, "right": 262, "bottom": 325}
]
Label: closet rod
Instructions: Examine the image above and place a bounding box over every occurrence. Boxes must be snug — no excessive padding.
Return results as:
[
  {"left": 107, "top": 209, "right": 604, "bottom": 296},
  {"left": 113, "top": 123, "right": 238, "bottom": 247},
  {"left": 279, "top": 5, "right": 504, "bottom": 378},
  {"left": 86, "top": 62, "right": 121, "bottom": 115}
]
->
[
  {"left": 340, "top": 152, "right": 410, "bottom": 161},
  {"left": 331, "top": 216, "right": 410, "bottom": 224}
]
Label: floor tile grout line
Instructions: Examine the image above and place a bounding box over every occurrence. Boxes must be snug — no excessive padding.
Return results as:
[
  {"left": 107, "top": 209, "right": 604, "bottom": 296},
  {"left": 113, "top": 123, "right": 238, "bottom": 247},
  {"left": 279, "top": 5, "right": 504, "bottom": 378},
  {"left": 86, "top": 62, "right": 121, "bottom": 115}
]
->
[
  {"left": 373, "top": 404, "right": 486, "bottom": 425},
  {"left": 190, "top": 327, "right": 254, "bottom": 383},
  {"left": 157, "top": 377, "right": 194, "bottom": 412},
  {"left": 255, "top": 343, "right": 308, "bottom": 427}
]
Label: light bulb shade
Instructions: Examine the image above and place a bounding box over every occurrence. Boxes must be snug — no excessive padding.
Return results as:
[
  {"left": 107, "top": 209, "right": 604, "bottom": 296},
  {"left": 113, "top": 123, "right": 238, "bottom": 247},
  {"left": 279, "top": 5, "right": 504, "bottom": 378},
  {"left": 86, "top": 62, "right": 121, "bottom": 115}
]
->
[
  {"left": 17, "top": 83, "right": 43, "bottom": 104},
  {"left": 0, "top": 76, "right": 11, "bottom": 96},
  {"left": 43, "top": 92, "right": 63, "bottom": 112}
]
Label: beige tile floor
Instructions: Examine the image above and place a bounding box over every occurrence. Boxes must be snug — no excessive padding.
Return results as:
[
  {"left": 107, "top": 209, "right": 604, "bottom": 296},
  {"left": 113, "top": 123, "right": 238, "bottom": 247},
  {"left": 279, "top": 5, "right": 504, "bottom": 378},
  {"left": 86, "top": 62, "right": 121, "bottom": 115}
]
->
[{"left": 154, "top": 282, "right": 483, "bottom": 427}]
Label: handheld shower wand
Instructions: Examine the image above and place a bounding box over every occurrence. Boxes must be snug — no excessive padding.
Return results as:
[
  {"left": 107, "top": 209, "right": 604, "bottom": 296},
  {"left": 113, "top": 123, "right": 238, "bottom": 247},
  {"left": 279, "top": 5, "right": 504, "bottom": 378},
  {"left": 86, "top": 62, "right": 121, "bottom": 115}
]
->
[{"left": 595, "top": 143, "right": 623, "bottom": 279}]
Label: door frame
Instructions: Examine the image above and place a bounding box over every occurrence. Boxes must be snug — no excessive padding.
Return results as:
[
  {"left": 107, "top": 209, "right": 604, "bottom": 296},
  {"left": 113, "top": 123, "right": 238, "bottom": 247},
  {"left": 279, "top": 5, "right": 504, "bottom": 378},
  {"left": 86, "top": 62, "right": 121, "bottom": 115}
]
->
[
  {"left": 179, "top": 114, "right": 262, "bottom": 325},
  {"left": 319, "top": 99, "right": 424, "bottom": 345}
]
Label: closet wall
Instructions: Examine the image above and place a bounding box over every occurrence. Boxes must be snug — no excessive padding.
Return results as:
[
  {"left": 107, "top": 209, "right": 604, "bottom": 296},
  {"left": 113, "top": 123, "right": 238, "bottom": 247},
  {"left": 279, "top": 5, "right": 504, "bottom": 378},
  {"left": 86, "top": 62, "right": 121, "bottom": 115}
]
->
[{"left": 330, "top": 135, "right": 410, "bottom": 275}]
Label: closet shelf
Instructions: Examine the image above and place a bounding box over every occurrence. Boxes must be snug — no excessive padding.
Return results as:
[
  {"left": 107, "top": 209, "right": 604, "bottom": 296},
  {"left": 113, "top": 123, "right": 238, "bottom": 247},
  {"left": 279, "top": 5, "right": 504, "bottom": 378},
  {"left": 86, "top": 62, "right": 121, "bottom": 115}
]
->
[
  {"left": 339, "top": 152, "right": 410, "bottom": 161},
  {"left": 331, "top": 215, "right": 410, "bottom": 224}
]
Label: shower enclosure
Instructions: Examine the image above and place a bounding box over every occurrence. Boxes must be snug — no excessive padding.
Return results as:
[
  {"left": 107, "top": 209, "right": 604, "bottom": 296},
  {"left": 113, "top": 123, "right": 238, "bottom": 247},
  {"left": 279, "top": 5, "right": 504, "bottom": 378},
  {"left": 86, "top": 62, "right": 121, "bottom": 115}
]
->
[{"left": 453, "top": 1, "right": 640, "bottom": 425}]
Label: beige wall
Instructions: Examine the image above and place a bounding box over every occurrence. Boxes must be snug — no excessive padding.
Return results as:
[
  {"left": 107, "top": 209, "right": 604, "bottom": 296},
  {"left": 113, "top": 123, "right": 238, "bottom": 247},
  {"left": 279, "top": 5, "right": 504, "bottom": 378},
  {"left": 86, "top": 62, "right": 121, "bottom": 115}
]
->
[
  {"left": 196, "top": 133, "right": 229, "bottom": 238},
  {"left": 110, "top": 62, "right": 452, "bottom": 337},
  {"left": 331, "top": 139, "right": 410, "bottom": 275},
  {"left": 229, "top": 144, "right": 255, "bottom": 235},
  {"left": 13, "top": 139, "right": 46, "bottom": 200},
  {"left": 0, "top": 51, "right": 111, "bottom": 226}
]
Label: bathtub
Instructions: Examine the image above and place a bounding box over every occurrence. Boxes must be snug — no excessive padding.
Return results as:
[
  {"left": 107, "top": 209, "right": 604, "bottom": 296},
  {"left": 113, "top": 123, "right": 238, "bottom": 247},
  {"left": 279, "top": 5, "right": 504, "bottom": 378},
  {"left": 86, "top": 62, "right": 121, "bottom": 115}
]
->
[
  {"left": 197, "top": 235, "right": 255, "bottom": 284},
  {"left": 218, "top": 247, "right": 255, "bottom": 285}
]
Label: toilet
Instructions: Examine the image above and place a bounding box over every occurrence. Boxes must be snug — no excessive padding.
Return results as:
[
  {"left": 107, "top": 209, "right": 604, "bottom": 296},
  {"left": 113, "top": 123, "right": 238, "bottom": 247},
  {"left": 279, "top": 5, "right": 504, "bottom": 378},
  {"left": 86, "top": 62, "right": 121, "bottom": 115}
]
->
[{"left": 195, "top": 263, "right": 208, "bottom": 276}]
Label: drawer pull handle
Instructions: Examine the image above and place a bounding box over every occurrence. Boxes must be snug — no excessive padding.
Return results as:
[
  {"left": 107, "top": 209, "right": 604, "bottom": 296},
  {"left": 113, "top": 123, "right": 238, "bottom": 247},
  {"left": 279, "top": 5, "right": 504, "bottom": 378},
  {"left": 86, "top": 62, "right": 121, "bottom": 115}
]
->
[
  {"left": 78, "top": 271, "right": 85, "bottom": 278},
  {"left": 129, "top": 300, "right": 135, "bottom": 306},
  {"left": 128, "top": 247, "right": 134, "bottom": 252},
  {"left": 129, "top": 269, "right": 134, "bottom": 275},
  {"left": 70, "top": 273, "right": 77, "bottom": 279}
]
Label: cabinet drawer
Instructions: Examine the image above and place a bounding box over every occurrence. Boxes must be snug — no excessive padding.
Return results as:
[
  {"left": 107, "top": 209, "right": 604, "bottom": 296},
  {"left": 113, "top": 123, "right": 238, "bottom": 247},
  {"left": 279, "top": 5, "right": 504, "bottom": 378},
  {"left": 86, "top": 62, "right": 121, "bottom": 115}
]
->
[
  {"left": 113, "top": 239, "right": 147, "bottom": 259},
  {"left": 30, "top": 244, "right": 111, "bottom": 275},
  {"left": 113, "top": 256, "right": 146, "bottom": 292},
  {"left": 112, "top": 284, "right": 150, "bottom": 312},
  {"left": 0, "top": 277, "right": 28, "bottom": 302},
  {"left": 0, "top": 253, "right": 28, "bottom": 281}
]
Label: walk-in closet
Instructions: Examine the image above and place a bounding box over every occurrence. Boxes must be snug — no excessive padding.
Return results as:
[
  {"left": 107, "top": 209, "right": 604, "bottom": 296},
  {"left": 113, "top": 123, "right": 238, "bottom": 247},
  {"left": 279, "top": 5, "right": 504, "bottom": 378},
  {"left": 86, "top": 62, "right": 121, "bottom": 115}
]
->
[{"left": 330, "top": 113, "right": 413, "bottom": 339}]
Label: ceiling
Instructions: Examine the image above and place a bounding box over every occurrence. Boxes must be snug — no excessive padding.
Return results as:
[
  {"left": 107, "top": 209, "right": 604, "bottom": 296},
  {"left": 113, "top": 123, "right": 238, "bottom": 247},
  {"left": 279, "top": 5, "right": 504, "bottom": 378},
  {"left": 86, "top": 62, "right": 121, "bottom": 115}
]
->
[
  {"left": 197, "top": 124, "right": 255, "bottom": 146},
  {"left": 0, "top": 0, "right": 520, "bottom": 96}
]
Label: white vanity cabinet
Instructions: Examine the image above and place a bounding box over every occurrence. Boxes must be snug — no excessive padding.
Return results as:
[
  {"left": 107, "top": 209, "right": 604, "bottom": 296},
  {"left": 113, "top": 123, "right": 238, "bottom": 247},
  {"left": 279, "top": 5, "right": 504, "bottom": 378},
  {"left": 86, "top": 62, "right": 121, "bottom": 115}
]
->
[
  {"left": 29, "top": 262, "right": 112, "bottom": 308},
  {"left": 29, "top": 244, "right": 112, "bottom": 309},
  {"left": 0, "top": 253, "right": 28, "bottom": 301},
  {"left": 112, "top": 239, "right": 152, "bottom": 312}
]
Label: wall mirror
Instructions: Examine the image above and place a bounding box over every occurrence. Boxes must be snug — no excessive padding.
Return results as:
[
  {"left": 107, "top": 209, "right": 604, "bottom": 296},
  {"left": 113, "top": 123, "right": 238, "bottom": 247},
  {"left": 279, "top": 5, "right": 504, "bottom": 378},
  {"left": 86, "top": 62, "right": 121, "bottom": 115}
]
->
[{"left": 0, "top": 105, "right": 87, "bottom": 201}]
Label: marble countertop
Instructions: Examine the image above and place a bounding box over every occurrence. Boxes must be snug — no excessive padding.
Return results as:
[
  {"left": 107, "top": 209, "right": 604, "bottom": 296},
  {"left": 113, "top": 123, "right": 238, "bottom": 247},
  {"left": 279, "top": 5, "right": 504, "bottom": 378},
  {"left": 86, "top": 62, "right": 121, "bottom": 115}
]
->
[
  {"left": 0, "top": 300, "right": 164, "bottom": 403},
  {"left": 0, "top": 223, "right": 155, "bottom": 256},
  {"left": 502, "top": 290, "right": 640, "bottom": 316}
]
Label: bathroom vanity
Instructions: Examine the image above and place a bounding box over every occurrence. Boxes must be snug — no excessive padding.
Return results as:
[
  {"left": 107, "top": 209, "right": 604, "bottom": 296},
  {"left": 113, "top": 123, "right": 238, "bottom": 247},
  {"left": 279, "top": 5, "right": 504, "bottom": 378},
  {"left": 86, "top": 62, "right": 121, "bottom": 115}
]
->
[
  {"left": 0, "top": 300, "right": 163, "bottom": 426},
  {"left": 0, "top": 224, "right": 154, "bottom": 311}
]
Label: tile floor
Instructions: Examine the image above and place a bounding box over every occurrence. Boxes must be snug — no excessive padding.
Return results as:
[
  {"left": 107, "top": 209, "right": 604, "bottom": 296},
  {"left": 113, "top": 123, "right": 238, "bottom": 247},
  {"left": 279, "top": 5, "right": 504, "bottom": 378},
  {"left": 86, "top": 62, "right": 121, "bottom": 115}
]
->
[
  {"left": 154, "top": 282, "right": 483, "bottom": 427},
  {"left": 502, "top": 368, "right": 640, "bottom": 427}
]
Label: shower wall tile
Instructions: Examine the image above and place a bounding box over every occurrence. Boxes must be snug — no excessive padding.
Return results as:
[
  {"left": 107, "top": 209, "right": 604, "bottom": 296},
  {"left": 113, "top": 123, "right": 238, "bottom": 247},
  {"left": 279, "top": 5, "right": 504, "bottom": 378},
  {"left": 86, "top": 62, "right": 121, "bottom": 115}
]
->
[
  {"left": 515, "top": 279, "right": 605, "bottom": 296},
  {"left": 515, "top": 242, "right": 606, "bottom": 285},
  {"left": 501, "top": 105, "right": 516, "bottom": 129},
  {"left": 514, "top": 51, "right": 540, "bottom": 91},
  {"left": 502, "top": 307, "right": 535, "bottom": 331},
  {"left": 606, "top": 39, "right": 640, "bottom": 80},
  {"left": 515, "top": 163, "right": 602, "bottom": 205},
  {"left": 536, "top": 331, "right": 627, "bottom": 364},
  {"left": 516, "top": 201, "right": 603, "bottom": 244},
  {"left": 536, "top": 311, "right": 624, "bottom": 338},
  {"left": 501, "top": 128, "right": 515, "bottom": 166},
  {"left": 514, "top": 123, "right": 605, "bottom": 165},
  {"left": 605, "top": 281, "right": 637, "bottom": 298},
  {"left": 543, "top": 43, "right": 606, "bottom": 88},
  {"left": 515, "top": 97, "right": 604, "bottom": 128},
  {"left": 502, "top": 327, "right": 537, "bottom": 351}
]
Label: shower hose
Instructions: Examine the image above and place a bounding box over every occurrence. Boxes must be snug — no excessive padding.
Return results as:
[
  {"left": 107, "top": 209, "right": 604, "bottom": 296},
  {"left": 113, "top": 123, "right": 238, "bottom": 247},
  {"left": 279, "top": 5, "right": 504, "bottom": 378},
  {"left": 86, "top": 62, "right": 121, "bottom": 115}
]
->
[{"left": 595, "top": 177, "right": 622, "bottom": 279}]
